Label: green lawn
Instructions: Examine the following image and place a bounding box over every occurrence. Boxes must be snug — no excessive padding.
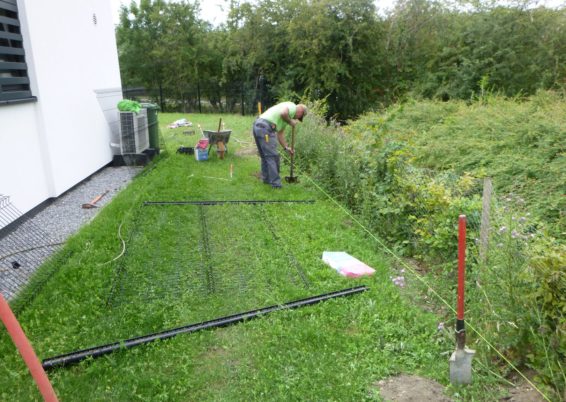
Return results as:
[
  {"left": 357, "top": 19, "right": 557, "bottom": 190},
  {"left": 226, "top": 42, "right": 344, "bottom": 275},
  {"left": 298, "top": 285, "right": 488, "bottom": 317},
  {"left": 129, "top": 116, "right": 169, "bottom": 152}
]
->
[{"left": 1, "top": 113, "right": 502, "bottom": 401}]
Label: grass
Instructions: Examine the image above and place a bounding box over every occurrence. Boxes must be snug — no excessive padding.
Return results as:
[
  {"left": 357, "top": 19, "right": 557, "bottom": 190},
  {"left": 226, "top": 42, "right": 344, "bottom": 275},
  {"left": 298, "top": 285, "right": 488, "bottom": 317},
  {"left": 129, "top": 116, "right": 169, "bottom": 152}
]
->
[{"left": 0, "top": 112, "right": 517, "bottom": 401}]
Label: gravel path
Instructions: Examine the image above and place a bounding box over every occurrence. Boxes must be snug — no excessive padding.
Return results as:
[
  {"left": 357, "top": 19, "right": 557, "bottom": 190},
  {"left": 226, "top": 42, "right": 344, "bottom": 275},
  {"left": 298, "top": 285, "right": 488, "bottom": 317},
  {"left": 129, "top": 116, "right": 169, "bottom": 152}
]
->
[{"left": 0, "top": 166, "right": 141, "bottom": 300}]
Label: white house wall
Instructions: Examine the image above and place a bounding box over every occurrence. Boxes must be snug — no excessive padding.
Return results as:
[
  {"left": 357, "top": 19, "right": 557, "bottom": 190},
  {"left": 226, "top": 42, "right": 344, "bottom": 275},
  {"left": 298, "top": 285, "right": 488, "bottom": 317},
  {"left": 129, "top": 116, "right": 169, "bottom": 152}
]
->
[
  {"left": 0, "top": 103, "right": 51, "bottom": 216},
  {"left": 0, "top": 0, "right": 122, "bottom": 222}
]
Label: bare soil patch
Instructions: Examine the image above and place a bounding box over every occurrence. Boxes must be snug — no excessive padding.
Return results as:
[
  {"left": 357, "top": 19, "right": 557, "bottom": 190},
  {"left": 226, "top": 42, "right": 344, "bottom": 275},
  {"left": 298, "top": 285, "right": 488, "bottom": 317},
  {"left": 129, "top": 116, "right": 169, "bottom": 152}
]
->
[
  {"left": 374, "top": 374, "right": 452, "bottom": 402},
  {"left": 502, "top": 381, "right": 547, "bottom": 402}
]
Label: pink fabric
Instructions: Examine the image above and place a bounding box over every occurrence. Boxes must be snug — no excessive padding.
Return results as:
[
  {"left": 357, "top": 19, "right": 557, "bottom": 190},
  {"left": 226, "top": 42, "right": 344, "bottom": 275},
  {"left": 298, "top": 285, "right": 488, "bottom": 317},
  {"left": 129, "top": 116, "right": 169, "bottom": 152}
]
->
[
  {"left": 197, "top": 139, "right": 209, "bottom": 149},
  {"left": 339, "top": 261, "right": 375, "bottom": 278}
]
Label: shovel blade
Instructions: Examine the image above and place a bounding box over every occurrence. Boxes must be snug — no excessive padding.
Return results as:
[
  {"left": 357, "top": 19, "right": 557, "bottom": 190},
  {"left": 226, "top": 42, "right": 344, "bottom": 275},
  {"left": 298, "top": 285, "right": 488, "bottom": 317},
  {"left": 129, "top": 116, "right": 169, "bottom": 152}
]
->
[
  {"left": 284, "top": 176, "right": 299, "bottom": 184},
  {"left": 449, "top": 348, "right": 475, "bottom": 385}
]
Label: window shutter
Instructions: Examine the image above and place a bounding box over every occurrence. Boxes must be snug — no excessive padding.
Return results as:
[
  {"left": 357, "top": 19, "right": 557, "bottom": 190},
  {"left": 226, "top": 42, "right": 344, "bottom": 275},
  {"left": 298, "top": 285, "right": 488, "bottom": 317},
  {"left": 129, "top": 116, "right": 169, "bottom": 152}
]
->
[{"left": 0, "top": 0, "right": 33, "bottom": 103}]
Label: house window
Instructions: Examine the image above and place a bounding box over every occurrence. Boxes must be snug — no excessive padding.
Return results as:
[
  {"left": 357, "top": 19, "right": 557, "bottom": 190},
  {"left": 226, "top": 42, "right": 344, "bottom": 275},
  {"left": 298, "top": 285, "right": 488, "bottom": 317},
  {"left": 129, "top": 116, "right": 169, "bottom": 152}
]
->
[{"left": 0, "top": 0, "right": 34, "bottom": 104}]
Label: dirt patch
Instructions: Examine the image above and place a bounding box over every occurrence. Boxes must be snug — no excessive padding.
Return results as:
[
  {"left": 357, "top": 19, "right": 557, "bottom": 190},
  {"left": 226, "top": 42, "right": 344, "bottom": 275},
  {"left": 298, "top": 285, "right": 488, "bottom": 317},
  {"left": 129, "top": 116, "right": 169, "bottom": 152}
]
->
[
  {"left": 235, "top": 146, "right": 258, "bottom": 156},
  {"left": 502, "top": 382, "right": 547, "bottom": 402},
  {"left": 342, "top": 218, "right": 354, "bottom": 227},
  {"left": 401, "top": 258, "right": 429, "bottom": 275},
  {"left": 200, "top": 345, "right": 229, "bottom": 361},
  {"left": 374, "top": 374, "right": 452, "bottom": 402}
]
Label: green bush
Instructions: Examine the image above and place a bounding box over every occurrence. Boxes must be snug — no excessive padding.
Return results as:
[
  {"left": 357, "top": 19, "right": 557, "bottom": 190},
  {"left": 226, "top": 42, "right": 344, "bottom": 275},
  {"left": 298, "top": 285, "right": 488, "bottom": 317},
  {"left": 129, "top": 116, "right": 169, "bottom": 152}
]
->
[
  {"left": 529, "top": 239, "right": 566, "bottom": 391},
  {"left": 298, "top": 102, "right": 483, "bottom": 264}
]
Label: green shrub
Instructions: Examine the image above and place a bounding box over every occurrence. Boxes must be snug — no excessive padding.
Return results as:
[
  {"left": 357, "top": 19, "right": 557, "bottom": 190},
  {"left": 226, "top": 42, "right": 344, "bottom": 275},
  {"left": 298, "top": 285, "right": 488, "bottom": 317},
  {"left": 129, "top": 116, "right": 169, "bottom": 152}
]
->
[{"left": 529, "top": 239, "right": 566, "bottom": 392}]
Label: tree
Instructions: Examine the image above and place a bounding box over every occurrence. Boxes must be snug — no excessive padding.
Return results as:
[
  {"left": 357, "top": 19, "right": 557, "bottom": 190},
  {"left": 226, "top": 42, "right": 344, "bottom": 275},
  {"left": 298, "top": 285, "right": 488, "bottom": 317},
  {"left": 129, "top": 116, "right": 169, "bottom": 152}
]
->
[
  {"left": 115, "top": 0, "right": 566, "bottom": 116},
  {"left": 224, "top": 0, "right": 388, "bottom": 119},
  {"left": 116, "top": 0, "right": 209, "bottom": 110}
]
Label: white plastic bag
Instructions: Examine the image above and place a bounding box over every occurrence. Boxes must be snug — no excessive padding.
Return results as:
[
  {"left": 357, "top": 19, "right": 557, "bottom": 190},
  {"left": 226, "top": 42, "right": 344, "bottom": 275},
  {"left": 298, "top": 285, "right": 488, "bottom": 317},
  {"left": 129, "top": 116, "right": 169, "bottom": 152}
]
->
[{"left": 322, "top": 251, "right": 375, "bottom": 278}]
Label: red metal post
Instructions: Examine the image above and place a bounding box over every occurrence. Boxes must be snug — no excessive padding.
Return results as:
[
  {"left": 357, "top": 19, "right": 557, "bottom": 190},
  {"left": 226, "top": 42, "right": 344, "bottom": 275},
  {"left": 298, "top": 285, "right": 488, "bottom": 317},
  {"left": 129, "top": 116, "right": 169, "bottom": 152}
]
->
[
  {"left": 457, "top": 215, "right": 466, "bottom": 321},
  {"left": 0, "top": 294, "right": 58, "bottom": 402}
]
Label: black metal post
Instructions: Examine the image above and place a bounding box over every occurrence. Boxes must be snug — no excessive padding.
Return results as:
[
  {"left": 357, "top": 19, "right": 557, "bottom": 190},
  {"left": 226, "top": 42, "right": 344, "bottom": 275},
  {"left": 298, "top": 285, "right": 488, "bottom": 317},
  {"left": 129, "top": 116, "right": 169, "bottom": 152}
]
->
[
  {"left": 259, "top": 74, "right": 266, "bottom": 110},
  {"left": 159, "top": 82, "right": 164, "bottom": 113},
  {"left": 197, "top": 81, "right": 202, "bottom": 114},
  {"left": 241, "top": 82, "right": 245, "bottom": 116}
]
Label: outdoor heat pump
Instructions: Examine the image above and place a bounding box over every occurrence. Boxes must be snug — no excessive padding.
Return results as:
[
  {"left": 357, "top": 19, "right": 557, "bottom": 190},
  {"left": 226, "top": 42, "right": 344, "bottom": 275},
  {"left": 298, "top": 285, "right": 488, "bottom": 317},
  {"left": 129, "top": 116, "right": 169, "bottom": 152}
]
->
[{"left": 118, "top": 109, "right": 149, "bottom": 154}]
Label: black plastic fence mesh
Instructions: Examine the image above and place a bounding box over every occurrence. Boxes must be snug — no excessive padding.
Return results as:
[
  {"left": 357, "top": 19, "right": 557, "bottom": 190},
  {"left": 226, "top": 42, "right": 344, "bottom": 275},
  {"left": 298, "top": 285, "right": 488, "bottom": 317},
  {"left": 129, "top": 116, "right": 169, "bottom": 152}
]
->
[
  {"left": 0, "top": 195, "right": 62, "bottom": 301},
  {"left": 107, "top": 203, "right": 312, "bottom": 310}
]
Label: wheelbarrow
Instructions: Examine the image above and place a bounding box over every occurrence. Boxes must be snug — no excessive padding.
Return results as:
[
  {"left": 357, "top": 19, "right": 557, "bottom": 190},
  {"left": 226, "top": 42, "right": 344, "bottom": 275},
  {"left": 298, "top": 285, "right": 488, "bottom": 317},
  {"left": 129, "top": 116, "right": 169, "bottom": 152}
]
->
[{"left": 203, "top": 130, "right": 232, "bottom": 159}]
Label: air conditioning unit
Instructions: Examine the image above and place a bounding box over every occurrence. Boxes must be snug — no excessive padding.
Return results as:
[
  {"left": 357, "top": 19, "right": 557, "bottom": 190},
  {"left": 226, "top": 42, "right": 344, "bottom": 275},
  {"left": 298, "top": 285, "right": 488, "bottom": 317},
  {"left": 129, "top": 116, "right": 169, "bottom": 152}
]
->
[{"left": 119, "top": 109, "right": 149, "bottom": 154}]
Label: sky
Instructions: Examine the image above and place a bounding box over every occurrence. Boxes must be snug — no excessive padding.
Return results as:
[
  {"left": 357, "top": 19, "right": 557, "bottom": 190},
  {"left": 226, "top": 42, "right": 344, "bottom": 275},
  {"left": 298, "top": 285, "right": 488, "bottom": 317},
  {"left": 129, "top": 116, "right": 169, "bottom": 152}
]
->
[
  {"left": 110, "top": 0, "right": 565, "bottom": 26},
  {"left": 109, "top": 0, "right": 398, "bottom": 25},
  {"left": 110, "top": 0, "right": 230, "bottom": 25}
]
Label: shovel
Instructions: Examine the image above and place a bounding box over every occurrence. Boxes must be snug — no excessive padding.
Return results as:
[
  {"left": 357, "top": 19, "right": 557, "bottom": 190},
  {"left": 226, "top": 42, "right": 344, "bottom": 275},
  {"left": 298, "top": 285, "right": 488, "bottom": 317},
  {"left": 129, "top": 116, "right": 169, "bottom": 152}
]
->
[
  {"left": 284, "top": 125, "right": 298, "bottom": 184},
  {"left": 450, "top": 215, "right": 475, "bottom": 385}
]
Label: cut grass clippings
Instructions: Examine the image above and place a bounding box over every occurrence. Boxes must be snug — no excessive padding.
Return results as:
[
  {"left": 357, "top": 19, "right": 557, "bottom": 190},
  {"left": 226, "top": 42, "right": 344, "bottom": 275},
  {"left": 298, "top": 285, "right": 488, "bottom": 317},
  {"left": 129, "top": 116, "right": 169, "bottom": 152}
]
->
[{"left": 1, "top": 113, "right": 509, "bottom": 401}]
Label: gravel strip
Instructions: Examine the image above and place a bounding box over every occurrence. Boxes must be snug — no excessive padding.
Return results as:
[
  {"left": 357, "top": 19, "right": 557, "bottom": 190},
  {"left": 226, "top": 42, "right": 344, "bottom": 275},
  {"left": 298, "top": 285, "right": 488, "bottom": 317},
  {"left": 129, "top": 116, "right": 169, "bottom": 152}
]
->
[{"left": 0, "top": 165, "right": 141, "bottom": 300}]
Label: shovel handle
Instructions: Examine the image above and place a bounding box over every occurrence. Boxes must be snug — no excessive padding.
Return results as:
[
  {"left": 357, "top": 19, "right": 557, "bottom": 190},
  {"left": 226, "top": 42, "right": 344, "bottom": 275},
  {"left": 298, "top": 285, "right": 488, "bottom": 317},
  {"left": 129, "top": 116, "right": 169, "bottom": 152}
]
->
[
  {"left": 90, "top": 195, "right": 103, "bottom": 205},
  {"left": 455, "top": 215, "right": 467, "bottom": 349},
  {"left": 289, "top": 125, "right": 296, "bottom": 177},
  {"left": 457, "top": 215, "right": 466, "bottom": 321},
  {"left": 89, "top": 190, "right": 109, "bottom": 205}
]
